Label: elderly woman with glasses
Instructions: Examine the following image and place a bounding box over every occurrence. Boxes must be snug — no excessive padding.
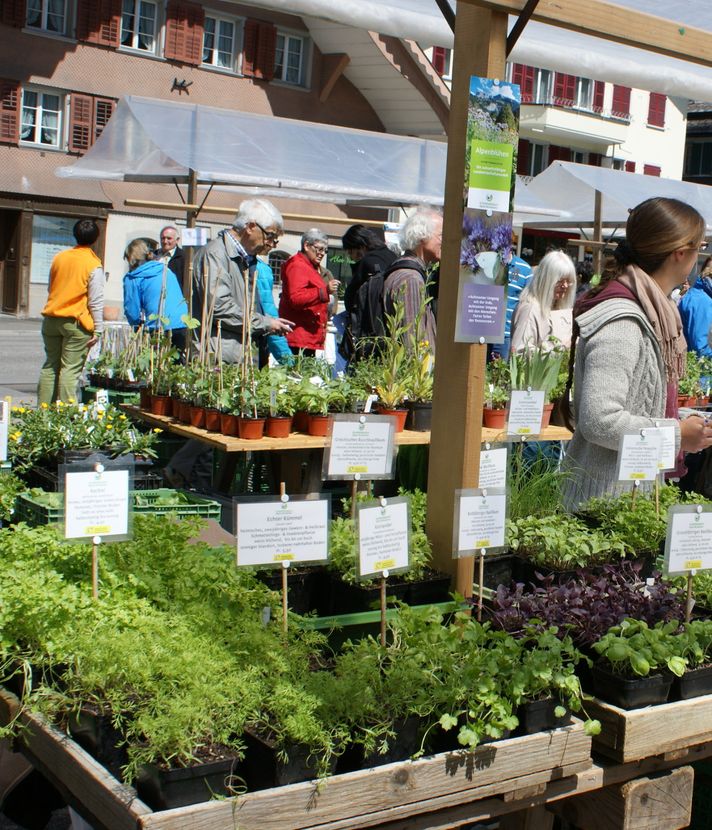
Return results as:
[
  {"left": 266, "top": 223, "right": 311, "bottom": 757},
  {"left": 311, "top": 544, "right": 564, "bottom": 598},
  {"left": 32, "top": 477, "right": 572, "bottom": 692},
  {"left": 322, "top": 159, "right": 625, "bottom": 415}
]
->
[
  {"left": 510, "top": 249, "right": 577, "bottom": 352},
  {"left": 279, "top": 228, "right": 339, "bottom": 356}
]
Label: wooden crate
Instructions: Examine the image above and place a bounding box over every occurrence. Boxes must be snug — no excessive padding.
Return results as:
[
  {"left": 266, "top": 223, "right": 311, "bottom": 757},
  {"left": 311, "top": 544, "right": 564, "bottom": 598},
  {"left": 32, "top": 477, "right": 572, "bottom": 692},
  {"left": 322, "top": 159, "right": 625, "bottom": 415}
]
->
[
  {"left": 0, "top": 691, "right": 592, "bottom": 830},
  {"left": 587, "top": 693, "right": 712, "bottom": 763}
]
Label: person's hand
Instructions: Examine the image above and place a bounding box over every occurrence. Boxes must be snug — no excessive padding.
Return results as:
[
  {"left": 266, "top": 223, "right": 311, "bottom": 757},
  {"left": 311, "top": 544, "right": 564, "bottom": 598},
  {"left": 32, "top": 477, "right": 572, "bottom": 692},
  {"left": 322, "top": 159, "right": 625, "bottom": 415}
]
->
[
  {"left": 87, "top": 335, "right": 100, "bottom": 349},
  {"left": 680, "top": 414, "right": 712, "bottom": 453},
  {"left": 327, "top": 279, "right": 340, "bottom": 295},
  {"left": 269, "top": 317, "right": 294, "bottom": 334}
]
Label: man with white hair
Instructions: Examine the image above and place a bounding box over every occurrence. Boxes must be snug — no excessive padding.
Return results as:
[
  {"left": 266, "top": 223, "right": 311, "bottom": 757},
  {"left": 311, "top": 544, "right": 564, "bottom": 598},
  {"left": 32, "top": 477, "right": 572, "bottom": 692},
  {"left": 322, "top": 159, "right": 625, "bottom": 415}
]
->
[
  {"left": 383, "top": 206, "right": 442, "bottom": 353},
  {"left": 192, "top": 198, "right": 294, "bottom": 363}
]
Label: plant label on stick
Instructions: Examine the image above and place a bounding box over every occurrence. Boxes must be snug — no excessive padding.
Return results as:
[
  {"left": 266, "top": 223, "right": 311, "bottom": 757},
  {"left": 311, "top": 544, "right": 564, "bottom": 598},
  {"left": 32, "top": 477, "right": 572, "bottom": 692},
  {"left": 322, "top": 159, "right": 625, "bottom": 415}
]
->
[
  {"left": 0, "top": 400, "right": 8, "bottom": 462},
  {"left": 616, "top": 430, "right": 663, "bottom": 481},
  {"left": 454, "top": 488, "right": 507, "bottom": 557},
  {"left": 235, "top": 497, "right": 329, "bottom": 567},
  {"left": 664, "top": 505, "right": 712, "bottom": 576},
  {"left": 323, "top": 414, "right": 396, "bottom": 480},
  {"left": 63, "top": 464, "right": 131, "bottom": 541},
  {"left": 652, "top": 419, "right": 677, "bottom": 471},
  {"left": 357, "top": 497, "right": 410, "bottom": 579},
  {"left": 479, "top": 444, "right": 507, "bottom": 489},
  {"left": 507, "top": 390, "right": 545, "bottom": 435}
]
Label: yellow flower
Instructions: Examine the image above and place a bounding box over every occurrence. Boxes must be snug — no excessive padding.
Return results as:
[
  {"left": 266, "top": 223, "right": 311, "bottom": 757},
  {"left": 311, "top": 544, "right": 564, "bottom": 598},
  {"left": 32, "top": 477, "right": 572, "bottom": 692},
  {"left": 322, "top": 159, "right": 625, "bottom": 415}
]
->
[
  {"left": 40, "top": 402, "right": 49, "bottom": 409},
  {"left": 68, "top": 397, "right": 76, "bottom": 404},
  {"left": 106, "top": 424, "right": 113, "bottom": 430},
  {"left": 153, "top": 428, "right": 163, "bottom": 433},
  {"left": 119, "top": 414, "right": 127, "bottom": 420},
  {"left": 56, "top": 400, "right": 64, "bottom": 408},
  {"left": 10, "top": 431, "right": 21, "bottom": 441}
]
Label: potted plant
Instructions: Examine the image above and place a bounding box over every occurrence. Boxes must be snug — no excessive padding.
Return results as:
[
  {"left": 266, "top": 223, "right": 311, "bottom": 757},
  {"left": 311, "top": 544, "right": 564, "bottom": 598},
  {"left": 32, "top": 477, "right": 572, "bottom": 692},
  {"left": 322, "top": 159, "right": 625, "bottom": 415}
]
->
[
  {"left": 509, "top": 344, "right": 565, "bottom": 429},
  {"left": 483, "top": 356, "right": 510, "bottom": 428}
]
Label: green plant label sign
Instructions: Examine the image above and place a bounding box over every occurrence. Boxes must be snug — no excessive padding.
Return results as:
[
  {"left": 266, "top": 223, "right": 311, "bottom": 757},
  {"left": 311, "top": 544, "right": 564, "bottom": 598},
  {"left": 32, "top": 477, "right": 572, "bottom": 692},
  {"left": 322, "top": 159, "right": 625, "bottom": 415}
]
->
[
  {"left": 616, "top": 431, "right": 663, "bottom": 482},
  {"left": 468, "top": 140, "right": 514, "bottom": 213},
  {"left": 664, "top": 505, "right": 712, "bottom": 575},
  {"left": 357, "top": 498, "right": 410, "bottom": 578},
  {"left": 454, "top": 488, "right": 507, "bottom": 556}
]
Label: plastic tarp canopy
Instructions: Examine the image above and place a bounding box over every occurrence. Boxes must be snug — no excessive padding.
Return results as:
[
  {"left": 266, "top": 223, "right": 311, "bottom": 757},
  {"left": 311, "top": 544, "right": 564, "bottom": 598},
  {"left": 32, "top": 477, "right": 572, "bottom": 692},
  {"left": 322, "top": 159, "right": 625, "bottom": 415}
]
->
[
  {"left": 248, "top": 0, "right": 712, "bottom": 101},
  {"left": 524, "top": 162, "right": 712, "bottom": 231},
  {"left": 56, "top": 96, "right": 448, "bottom": 207}
]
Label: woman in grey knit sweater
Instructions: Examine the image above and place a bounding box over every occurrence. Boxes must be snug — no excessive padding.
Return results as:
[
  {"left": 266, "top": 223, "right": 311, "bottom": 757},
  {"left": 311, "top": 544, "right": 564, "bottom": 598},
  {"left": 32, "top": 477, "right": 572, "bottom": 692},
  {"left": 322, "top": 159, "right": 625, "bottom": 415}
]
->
[{"left": 561, "top": 197, "right": 712, "bottom": 510}]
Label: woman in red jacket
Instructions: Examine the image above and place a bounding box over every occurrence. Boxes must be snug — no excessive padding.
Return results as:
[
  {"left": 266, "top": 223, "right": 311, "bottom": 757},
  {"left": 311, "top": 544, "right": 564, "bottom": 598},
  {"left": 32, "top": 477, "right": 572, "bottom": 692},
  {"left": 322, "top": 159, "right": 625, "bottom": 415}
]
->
[{"left": 279, "top": 229, "right": 339, "bottom": 356}]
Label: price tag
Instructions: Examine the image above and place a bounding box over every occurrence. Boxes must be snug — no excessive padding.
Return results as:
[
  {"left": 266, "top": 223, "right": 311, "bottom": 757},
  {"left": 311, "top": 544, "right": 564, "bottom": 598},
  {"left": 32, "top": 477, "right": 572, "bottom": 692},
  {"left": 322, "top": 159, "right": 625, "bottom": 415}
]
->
[
  {"left": 652, "top": 419, "right": 677, "bottom": 471},
  {"left": 323, "top": 414, "right": 395, "bottom": 480},
  {"left": 479, "top": 445, "right": 507, "bottom": 489},
  {"left": 454, "top": 488, "right": 507, "bottom": 557},
  {"left": 507, "top": 390, "right": 545, "bottom": 435},
  {"left": 616, "top": 431, "right": 663, "bottom": 482},
  {"left": 236, "top": 498, "right": 329, "bottom": 567},
  {"left": 357, "top": 497, "right": 410, "bottom": 579},
  {"left": 95, "top": 389, "right": 109, "bottom": 410},
  {"left": 664, "top": 505, "right": 712, "bottom": 576},
  {"left": 0, "top": 400, "right": 8, "bottom": 463},
  {"left": 364, "top": 394, "right": 379, "bottom": 414},
  {"left": 64, "top": 468, "right": 130, "bottom": 540}
]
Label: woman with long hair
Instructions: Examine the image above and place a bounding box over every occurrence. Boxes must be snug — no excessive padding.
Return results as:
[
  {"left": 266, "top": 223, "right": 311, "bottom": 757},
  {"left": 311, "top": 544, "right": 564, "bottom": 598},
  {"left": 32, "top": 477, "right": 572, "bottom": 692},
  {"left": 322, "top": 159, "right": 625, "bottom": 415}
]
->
[{"left": 561, "top": 197, "right": 712, "bottom": 509}]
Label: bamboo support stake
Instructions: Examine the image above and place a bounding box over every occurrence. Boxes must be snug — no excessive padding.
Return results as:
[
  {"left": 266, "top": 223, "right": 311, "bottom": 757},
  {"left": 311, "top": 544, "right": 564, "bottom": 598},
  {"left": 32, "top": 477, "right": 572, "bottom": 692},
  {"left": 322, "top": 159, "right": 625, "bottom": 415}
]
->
[
  {"left": 280, "top": 482, "right": 289, "bottom": 633},
  {"left": 380, "top": 571, "right": 388, "bottom": 647},
  {"left": 91, "top": 535, "right": 101, "bottom": 600},
  {"left": 351, "top": 478, "right": 358, "bottom": 521},
  {"left": 478, "top": 548, "right": 485, "bottom": 622},
  {"left": 631, "top": 480, "right": 639, "bottom": 510},
  {"left": 655, "top": 476, "right": 661, "bottom": 518},
  {"left": 686, "top": 571, "right": 695, "bottom": 624}
]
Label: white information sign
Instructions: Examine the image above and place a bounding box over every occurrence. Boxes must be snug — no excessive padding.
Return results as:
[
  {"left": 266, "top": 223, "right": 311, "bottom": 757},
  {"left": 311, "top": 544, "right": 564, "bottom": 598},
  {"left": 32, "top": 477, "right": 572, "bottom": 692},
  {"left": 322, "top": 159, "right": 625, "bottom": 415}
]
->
[
  {"left": 236, "top": 498, "right": 329, "bottom": 567},
  {"left": 454, "top": 488, "right": 507, "bottom": 557},
  {"left": 325, "top": 415, "right": 395, "bottom": 479},
  {"left": 616, "top": 431, "right": 663, "bottom": 482},
  {"left": 64, "top": 469, "right": 130, "bottom": 539},
  {"left": 664, "top": 506, "right": 712, "bottom": 575},
  {"left": 652, "top": 420, "right": 677, "bottom": 472},
  {"left": 507, "top": 390, "right": 545, "bottom": 435},
  {"left": 181, "top": 227, "right": 210, "bottom": 247},
  {"left": 357, "top": 498, "right": 410, "bottom": 578},
  {"left": 0, "top": 400, "right": 8, "bottom": 463},
  {"left": 479, "top": 445, "right": 507, "bottom": 490}
]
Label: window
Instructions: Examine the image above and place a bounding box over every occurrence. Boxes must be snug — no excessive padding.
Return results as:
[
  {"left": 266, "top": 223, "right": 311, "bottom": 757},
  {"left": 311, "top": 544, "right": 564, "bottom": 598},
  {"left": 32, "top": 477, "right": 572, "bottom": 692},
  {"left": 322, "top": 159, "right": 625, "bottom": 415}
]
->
[
  {"left": 275, "top": 32, "right": 305, "bottom": 85},
  {"left": 431, "top": 47, "right": 452, "bottom": 80},
  {"left": 685, "top": 141, "right": 712, "bottom": 178},
  {"left": 203, "top": 14, "right": 237, "bottom": 70},
  {"left": 26, "top": 0, "right": 66, "bottom": 33},
  {"left": 517, "top": 140, "right": 547, "bottom": 177},
  {"left": 121, "top": 0, "right": 156, "bottom": 51},
  {"left": 268, "top": 251, "right": 288, "bottom": 285},
  {"left": 20, "top": 88, "right": 63, "bottom": 148},
  {"left": 647, "top": 93, "right": 666, "bottom": 128},
  {"left": 574, "top": 78, "right": 592, "bottom": 110}
]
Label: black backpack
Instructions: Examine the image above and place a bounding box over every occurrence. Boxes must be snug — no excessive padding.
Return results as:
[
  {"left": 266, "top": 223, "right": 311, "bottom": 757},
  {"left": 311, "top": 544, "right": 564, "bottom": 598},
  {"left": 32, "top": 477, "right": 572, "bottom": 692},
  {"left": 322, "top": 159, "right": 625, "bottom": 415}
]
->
[{"left": 340, "top": 257, "right": 428, "bottom": 363}]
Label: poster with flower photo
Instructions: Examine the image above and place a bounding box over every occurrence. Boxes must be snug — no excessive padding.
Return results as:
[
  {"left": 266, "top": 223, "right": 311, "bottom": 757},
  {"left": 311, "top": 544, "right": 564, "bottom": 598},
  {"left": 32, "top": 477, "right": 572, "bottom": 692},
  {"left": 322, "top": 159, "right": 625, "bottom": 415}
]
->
[{"left": 455, "top": 76, "right": 520, "bottom": 344}]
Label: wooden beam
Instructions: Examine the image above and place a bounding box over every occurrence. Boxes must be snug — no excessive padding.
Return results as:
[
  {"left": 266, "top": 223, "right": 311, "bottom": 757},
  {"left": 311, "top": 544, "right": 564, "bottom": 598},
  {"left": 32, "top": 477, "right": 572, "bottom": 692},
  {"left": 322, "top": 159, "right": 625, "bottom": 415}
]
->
[
  {"left": 465, "top": 0, "right": 712, "bottom": 67},
  {"left": 426, "top": 6, "right": 508, "bottom": 597},
  {"left": 319, "top": 53, "right": 350, "bottom": 103}
]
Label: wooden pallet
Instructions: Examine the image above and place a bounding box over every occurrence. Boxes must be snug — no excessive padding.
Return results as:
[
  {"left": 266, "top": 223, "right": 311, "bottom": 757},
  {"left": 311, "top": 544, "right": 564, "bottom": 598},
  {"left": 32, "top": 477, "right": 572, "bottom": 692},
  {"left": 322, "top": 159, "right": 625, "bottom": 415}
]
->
[
  {"left": 0, "top": 691, "right": 591, "bottom": 830},
  {"left": 587, "top": 693, "right": 712, "bottom": 763}
]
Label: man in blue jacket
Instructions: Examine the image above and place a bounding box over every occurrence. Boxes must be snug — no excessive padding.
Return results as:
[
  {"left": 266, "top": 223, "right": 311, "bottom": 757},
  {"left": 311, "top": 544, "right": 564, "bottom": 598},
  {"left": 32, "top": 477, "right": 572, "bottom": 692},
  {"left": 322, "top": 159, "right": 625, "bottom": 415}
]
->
[{"left": 679, "top": 257, "right": 712, "bottom": 357}]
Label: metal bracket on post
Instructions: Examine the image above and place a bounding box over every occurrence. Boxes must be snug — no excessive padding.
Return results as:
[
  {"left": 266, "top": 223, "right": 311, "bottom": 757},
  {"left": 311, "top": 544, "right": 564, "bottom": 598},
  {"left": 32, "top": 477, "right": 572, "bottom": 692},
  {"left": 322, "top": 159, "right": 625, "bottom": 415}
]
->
[
  {"left": 433, "top": 0, "right": 455, "bottom": 33},
  {"left": 506, "top": 0, "right": 541, "bottom": 56}
]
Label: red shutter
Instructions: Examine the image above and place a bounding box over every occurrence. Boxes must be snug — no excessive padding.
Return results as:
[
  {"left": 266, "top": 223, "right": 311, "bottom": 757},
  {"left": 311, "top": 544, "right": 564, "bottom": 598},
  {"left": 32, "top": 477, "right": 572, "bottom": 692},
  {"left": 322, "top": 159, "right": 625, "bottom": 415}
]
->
[
  {"left": 516, "top": 139, "right": 530, "bottom": 175},
  {"left": 553, "top": 73, "right": 575, "bottom": 105},
  {"left": 68, "top": 93, "right": 94, "bottom": 153},
  {"left": 1, "top": 0, "right": 26, "bottom": 27},
  {"left": 588, "top": 153, "right": 602, "bottom": 167},
  {"left": 611, "top": 85, "right": 631, "bottom": 118},
  {"left": 76, "top": 0, "right": 121, "bottom": 47},
  {"left": 647, "top": 93, "right": 666, "bottom": 128},
  {"left": 0, "top": 79, "right": 20, "bottom": 145},
  {"left": 431, "top": 46, "right": 446, "bottom": 76},
  {"left": 548, "top": 145, "right": 571, "bottom": 163},
  {"left": 94, "top": 97, "right": 115, "bottom": 141},
  {"left": 625, "top": 161, "right": 636, "bottom": 173},
  {"left": 164, "top": 0, "right": 204, "bottom": 65},
  {"left": 512, "top": 64, "right": 535, "bottom": 102},
  {"left": 643, "top": 164, "right": 661, "bottom": 177},
  {"left": 243, "top": 19, "right": 277, "bottom": 80},
  {"left": 593, "top": 81, "right": 605, "bottom": 113}
]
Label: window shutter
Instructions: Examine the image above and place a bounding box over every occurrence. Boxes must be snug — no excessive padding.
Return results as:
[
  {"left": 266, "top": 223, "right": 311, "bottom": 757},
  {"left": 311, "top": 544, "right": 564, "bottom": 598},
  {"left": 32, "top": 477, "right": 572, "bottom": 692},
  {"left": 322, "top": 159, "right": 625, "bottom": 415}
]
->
[
  {"left": 593, "top": 81, "right": 605, "bottom": 112},
  {"left": 164, "top": 0, "right": 204, "bottom": 65},
  {"left": 625, "top": 161, "right": 636, "bottom": 173},
  {"left": 431, "top": 46, "right": 446, "bottom": 76},
  {"left": 516, "top": 139, "right": 530, "bottom": 175},
  {"left": 94, "top": 97, "right": 115, "bottom": 141},
  {"left": 647, "top": 93, "right": 666, "bottom": 128},
  {"left": 611, "top": 85, "right": 631, "bottom": 118},
  {"left": 1, "top": 0, "right": 26, "bottom": 27},
  {"left": 553, "top": 73, "right": 575, "bottom": 105},
  {"left": 69, "top": 93, "right": 94, "bottom": 153},
  {"left": 76, "top": 0, "right": 121, "bottom": 47},
  {"left": 588, "top": 152, "right": 602, "bottom": 167},
  {"left": 548, "top": 145, "right": 571, "bottom": 163},
  {"left": 243, "top": 19, "right": 277, "bottom": 80},
  {"left": 0, "top": 79, "right": 20, "bottom": 145},
  {"left": 512, "top": 64, "right": 534, "bottom": 101},
  {"left": 643, "top": 164, "right": 661, "bottom": 177}
]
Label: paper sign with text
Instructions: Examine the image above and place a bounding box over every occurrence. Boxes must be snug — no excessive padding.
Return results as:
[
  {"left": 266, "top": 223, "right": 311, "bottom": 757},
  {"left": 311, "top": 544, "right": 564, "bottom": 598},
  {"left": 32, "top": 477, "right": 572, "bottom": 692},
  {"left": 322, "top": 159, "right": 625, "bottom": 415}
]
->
[
  {"left": 323, "top": 414, "right": 396, "bottom": 480},
  {"left": 479, "top": 445, "right": 507, "bottom": 490},
  {"left": 652, "top": 419, "right": 677, "bottom": 472},
  {"left": 236, "top": 498, "right": 329, "bottom": 567},
  {"left": 664, "top": 505, "right": 712, "bottom": 576},
  {"left": 181, "top": 227, "right": 210, "bottom": 247},
  {"left": 357, "top": 498, "right": 410, "bottom": 579},
  {"left": 454, "top": 487, "right": 507, "bottom": 557},
  {"left": 507, "top": 390, "right": 545, "bottom": 436},
  {"left": 64, "top": 469, "right": 130, "bottom": 540},
  {"left": 616, "top": 431, "right": 663, "bottom": 482}
]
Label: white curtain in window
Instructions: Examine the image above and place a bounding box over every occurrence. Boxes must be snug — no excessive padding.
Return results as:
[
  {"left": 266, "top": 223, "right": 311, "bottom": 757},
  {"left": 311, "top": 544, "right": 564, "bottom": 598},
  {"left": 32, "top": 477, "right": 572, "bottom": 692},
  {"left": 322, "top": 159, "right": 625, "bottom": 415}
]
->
[{"left": 47, "top": 0, "right": 65, "bottom": 32}]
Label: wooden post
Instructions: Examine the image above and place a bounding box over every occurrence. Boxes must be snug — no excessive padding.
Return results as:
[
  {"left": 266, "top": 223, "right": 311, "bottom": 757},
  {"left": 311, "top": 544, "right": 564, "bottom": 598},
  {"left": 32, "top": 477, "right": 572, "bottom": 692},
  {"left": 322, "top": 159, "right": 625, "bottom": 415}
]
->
[
  {"left": 184, "top": 168, "right": 198, "bottom": 315},
  {"left": 592, "top": 189, "right": 603, "bottom": 275},
  {"left": 426, "top": 5, "right": 508, "bottom": 598}
]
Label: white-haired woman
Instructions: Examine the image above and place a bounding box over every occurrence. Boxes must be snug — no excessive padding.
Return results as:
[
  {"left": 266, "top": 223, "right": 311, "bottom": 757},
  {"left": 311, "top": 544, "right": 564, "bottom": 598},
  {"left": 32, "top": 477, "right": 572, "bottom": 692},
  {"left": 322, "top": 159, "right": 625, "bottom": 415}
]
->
[
  {"left": 510, "top": 250, "right": 576, "bottom": 351},
  {"left": 279, "top": 228, "right": 339, "bottom": 356}
]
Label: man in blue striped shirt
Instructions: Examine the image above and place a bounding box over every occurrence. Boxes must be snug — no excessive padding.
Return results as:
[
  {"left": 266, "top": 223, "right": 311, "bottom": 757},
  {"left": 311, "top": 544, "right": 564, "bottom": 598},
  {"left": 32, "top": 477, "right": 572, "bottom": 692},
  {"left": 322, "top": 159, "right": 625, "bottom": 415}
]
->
[{"left": 489, "top": 254, "right": 533, "bottom": 360}]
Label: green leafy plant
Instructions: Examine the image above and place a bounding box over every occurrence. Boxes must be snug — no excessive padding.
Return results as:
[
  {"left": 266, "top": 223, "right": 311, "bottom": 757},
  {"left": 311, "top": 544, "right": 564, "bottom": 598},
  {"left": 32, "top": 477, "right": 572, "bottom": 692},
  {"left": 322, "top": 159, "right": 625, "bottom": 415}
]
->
[
  {"left": 0, "top": 472, "right": 23, "bottom": 523},
  {"left": 509, "top": 345, "right": 565, "bottom": 403},
  {"left": 593, "top": 619, "right": 686, "bottom": 678}
]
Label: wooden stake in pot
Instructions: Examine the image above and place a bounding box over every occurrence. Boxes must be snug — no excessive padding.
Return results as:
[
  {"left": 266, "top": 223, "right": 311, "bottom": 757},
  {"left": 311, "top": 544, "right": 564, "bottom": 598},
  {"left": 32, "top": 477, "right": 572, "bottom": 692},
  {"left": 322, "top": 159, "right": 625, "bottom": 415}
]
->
[
  {"left": 380, "top": 568, "right": 389, "bottom": 647},
  {"left": 91, "top": 534, "right": 101, "bottom": 600},
  {"left": 478, "top": 547, "right": 486, "bottom": 622},
  {"left": 280, "top": 482, "right": 289, "bottom": 633},
  {"left": 631, "top": 479, "right": 639, "bottom": 510},
  {"left": 350, "top": 476, "right": 360, "bottom": 521},
  {"left": 686, "top": 569, "right": 696, "bottom": 625}
]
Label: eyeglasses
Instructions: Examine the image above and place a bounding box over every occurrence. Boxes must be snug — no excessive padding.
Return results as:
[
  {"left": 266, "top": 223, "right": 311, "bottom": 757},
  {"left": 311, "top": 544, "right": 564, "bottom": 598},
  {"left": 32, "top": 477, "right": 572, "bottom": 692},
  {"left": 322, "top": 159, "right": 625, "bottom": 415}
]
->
[
  {"left": 309, "top": 244, "right": 327, "bottom": 255},
  {"left": 255, "top": 222, "right": 280, "bottom": 243}
]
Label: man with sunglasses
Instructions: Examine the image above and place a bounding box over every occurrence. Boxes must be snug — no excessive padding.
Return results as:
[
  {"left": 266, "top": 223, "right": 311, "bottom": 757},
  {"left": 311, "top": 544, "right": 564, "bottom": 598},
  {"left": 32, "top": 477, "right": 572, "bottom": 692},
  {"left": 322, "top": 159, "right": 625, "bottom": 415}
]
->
[{"left": 192, "top": 198, "right": 294, "bottom": 364}]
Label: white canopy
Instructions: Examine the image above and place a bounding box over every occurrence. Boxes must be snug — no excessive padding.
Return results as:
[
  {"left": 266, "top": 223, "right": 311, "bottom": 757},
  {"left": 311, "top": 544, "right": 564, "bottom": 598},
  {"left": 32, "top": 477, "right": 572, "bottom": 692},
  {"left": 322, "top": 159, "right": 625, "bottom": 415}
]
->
[
  {"left": 523, "top": 161, "right": 712, "bottom": 232},
  {"left": 249, "top": 0, "right": 712, "bottom": 101}
]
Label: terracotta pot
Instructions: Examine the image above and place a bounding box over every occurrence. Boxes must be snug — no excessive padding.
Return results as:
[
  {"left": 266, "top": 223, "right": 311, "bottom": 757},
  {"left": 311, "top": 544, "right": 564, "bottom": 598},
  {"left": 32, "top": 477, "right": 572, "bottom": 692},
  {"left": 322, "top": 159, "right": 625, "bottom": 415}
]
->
[
  {"left": 238, "top": 417, "right": 266, "bottom": 440},
  {"left": 139, "top": 387, "right": 151, "bottom": 410},
  {"left": 189, "top": 405, "right": 206, "bottom": 429},
  {"left": 677, "top": 395, "right": 690, "bottom": 408},
  {"left": 540, "top": 403, "right": 554, "bottom": 430},
  {"left": 265, "top": 416, "right": 293, "bottom": 438},
  {"left": 482, "top": 407, "right": 507, "bottom": 429},
  {"left": 178, "top": 400, "right": 192, "bottom": 423},
  {"left": 171, "top": 397, "right": 182, "bottom": 419},
  {"left": 376, "top": 406, "right": 408, "bottom": 433},
  {"left": 150, "top": 394, "right": 172, "bottom": 417},
  {"left": 307, "top": 414, "right": 332, "bottom": 436},
  {"left": 204, "top": 408, "right": 222, "bottom": 432},
  {"left": 293, "top": 410, "right": 310, "bottom": 433},
  {"left": 220, "top": 412, "right": 240, "bottom": 437}
]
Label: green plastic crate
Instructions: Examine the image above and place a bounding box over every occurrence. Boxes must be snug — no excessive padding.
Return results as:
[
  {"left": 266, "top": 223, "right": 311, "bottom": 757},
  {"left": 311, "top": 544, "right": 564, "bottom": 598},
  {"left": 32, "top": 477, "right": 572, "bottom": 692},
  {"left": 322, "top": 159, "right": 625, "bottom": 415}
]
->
[
  {"left": 15, "top": 489, "right": 221, "bottom": 526},
  {"left": 81, "top": 386, "right": 140, "bottom": 405}
]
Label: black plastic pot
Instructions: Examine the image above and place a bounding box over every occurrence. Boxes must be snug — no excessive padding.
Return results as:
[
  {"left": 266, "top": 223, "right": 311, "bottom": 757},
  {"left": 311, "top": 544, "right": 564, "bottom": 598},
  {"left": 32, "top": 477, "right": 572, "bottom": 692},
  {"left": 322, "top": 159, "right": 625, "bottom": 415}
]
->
[
  {"left": 406, "top": 570, "right": 451, "bottom": 605},
  {"left": 68, "top": 707, "right": 128, "bottom": 781},
  {"left": 323, "top": 573, "right": 411, "bottom": 615},
  {"left": 256, "top": 567, "right": 326, "bottom": 616},
  {"left": 136, "top": 756, "right": 241, "bottom": 810},
  {"left": 514, "top": 699, "right": 570, "bottom": 735},
  {"left": 671, "top": 665, "right": 712, "bottom": 701},
  {"left": 240, "top": 729, "right": 333, "bottom": 791},
  {"left": 591, "top": 664, "right": 672, "bottom": 709},
  {"left": 481, "top": 553, "right": 515, "bottom": 590},
  {"left": 406, "top": 402, "right": 433, "bottom": 432},
  {"left": 511, "top": 557, "right": 580, "bottom": 587}
]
